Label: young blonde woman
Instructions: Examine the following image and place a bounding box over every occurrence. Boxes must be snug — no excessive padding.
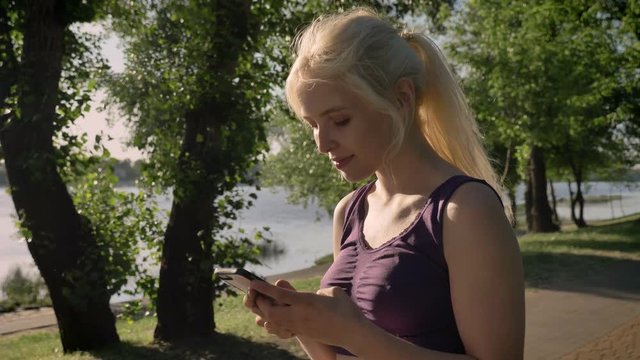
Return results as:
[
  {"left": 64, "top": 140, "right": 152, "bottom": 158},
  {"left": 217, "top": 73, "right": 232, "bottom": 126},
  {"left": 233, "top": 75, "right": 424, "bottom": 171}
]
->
[{"left": 244, "top": 8, "right": 525, "bottom": 360}]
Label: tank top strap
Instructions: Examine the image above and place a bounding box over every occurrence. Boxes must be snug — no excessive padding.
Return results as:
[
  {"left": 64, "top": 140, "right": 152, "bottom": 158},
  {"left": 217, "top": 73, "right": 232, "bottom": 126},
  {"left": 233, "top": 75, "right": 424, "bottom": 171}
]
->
[
  {"left": 340, "top": 181, "right": 374, "bottom": 245},
  {"left": 426, "top": 175, "right": 503, "bottom": 246}
]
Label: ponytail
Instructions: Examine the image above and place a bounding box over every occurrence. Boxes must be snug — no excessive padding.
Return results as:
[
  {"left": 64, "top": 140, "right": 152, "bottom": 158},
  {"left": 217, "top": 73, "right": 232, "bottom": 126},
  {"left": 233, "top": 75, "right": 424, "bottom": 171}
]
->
[{"left": 401, "top": 32, "right": 512, "bottom": 221}]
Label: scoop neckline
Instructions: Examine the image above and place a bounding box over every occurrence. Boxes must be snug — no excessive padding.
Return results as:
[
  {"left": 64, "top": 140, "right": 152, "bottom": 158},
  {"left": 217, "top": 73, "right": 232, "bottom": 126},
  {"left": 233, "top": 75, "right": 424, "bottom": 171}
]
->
[{"left": 356, "top": 175, "right": 467, "bottom": 252}]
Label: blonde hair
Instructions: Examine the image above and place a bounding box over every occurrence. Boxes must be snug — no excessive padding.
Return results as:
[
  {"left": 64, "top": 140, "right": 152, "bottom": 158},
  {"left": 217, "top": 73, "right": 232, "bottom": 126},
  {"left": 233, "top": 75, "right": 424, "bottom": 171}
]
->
[{"left": 285, "top": 8, "right": 512, "bottom": 220}]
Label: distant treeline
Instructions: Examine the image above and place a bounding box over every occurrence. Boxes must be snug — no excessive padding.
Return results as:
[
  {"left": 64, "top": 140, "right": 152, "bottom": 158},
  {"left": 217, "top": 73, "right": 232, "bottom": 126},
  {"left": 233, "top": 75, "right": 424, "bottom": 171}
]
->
[
  {"left": 0, "top": 159, "right": 142, "bottom": 187},
  {"left": 111, "top": 159, "right": 143, "bottom": 185}
]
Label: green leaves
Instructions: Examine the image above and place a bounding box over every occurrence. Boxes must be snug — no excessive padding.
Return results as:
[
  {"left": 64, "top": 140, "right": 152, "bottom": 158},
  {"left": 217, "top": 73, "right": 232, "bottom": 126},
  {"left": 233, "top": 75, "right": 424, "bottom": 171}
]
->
[
  {"left": 67, "top": 156, "right": 164, "bottom": 303},
  {"left": 449, "top": 0, "right": 639, "bottom": 185}
]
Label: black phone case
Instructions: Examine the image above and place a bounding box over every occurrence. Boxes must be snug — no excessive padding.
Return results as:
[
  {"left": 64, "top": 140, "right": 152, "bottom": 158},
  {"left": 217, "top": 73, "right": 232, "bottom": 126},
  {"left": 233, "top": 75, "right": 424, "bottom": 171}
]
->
[{"left": 214, "top": 268, "right": 265, "bottom": 293}]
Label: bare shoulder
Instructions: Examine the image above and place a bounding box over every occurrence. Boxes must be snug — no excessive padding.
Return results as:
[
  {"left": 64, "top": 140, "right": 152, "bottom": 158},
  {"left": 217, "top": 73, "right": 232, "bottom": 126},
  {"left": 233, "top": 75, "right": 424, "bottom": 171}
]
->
[
  {"left": 442, "top": 180, "right": 516, "bottom": 260},
  {"left": 442, "top": 180, "right": 517, "bottom": 264},
  {"left": 445, "top": 181, "right": 506, "bottom": 224}
]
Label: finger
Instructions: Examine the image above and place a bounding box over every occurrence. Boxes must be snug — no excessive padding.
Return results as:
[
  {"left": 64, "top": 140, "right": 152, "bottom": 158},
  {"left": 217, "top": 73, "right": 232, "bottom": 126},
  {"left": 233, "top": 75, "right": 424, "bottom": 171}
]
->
[
  {"left": 264, "top": 321, "right": 295, "bottom": 339},
  {"left": 255, "top": 293, "right": 275, "bottom": 315},
  {"left": 243, "top": 293, "right": 249, "bottom": 307},
  {"left": 250, "top": 280, "right": 298, "bottom": 305},
  {"left": 255, "top": 315, "right": 265, "bottom": 327},
  {"left": 275, "top": 279, "right": 296, "bottom": 291},
  {"left": 275, "top": 329, "right": 295, "bottom": 339},
  {"left": 316, "top": 286, "right": 346, "bottom": 298},
  {"left": 245, "top": 287, "right": 258, "bottom": 307},
  {"left": 245, "top": 289, "right": 265, "bottom": 316}
]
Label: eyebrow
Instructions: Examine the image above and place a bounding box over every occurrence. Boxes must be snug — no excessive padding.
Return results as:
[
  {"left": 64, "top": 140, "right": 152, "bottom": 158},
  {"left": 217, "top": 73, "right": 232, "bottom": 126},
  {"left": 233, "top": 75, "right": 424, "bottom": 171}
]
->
[{"left": 302, "top": 106, "right": 347, "bottom": 120}]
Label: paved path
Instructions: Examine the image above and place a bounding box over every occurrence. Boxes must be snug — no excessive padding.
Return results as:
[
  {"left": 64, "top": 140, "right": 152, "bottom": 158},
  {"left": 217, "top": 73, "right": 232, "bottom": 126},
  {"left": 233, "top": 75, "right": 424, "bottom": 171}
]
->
[{"left": 1, "top": 262, "right": 639, "bottom": 359}]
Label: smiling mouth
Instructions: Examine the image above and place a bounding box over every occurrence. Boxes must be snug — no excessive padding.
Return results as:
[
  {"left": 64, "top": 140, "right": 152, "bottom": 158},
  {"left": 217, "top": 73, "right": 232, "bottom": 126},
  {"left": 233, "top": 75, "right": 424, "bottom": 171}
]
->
[{"left": 331, "top": 155, "right": 354, "bottom": 169}]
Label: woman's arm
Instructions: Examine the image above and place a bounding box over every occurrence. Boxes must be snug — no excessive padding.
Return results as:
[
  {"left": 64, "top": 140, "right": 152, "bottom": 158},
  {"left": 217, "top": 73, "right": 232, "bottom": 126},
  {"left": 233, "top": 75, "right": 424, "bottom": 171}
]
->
[{"left": 441, "top": 182, "right": 525, "bottom": 359}]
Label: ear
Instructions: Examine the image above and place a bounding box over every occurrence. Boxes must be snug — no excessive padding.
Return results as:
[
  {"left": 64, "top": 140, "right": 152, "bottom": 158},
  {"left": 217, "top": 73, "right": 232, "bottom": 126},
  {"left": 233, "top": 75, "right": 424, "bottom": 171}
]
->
[{"left": 394, "top": 77, "right": 415, "bottom": 111}]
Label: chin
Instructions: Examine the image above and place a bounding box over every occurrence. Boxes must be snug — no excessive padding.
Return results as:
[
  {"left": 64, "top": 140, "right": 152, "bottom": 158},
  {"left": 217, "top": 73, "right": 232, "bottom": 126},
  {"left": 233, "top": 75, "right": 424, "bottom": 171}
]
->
[{"left": 340, "top": 170, "right": 372, "bottom": 183}]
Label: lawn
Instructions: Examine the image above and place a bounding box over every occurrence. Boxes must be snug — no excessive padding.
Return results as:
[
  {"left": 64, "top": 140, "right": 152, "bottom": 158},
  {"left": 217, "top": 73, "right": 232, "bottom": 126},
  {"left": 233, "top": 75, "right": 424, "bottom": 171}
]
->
[
  {"left": 1, "top": 214, "right": 638, "bottom": 359},
  {"left": 520, "top": 213, "right": 640, "bottom": 288}
]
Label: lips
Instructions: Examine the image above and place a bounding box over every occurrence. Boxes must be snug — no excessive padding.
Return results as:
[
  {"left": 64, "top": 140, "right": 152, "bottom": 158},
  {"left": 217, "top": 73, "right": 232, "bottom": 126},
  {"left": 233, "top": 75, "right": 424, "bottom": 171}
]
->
[{"left": 331, "top": 155, "right": 354, "bottom": 170}]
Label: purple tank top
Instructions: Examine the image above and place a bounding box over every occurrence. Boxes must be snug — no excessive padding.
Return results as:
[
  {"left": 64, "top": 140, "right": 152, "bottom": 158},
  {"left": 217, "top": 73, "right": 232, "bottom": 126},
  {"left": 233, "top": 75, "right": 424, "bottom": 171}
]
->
[{"left": 321, "top": 175, "right": 500, "bottom": 356}]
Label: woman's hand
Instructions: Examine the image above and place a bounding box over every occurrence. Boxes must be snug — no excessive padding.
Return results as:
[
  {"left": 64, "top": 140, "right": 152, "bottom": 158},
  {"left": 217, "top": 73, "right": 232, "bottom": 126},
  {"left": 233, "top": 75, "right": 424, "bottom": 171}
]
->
[
  {"left": 248, "top": 280, "right": 369, "bottom": 349},
  {"left": 243, "top": 279, "right": 296, "bottom": 339}
]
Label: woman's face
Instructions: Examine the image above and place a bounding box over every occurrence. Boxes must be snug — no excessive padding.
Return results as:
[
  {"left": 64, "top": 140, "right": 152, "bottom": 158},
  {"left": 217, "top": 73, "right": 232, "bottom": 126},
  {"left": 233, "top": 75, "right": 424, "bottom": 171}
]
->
[{"left": 296, "top": 80, "right": 395, "bottom": 182}]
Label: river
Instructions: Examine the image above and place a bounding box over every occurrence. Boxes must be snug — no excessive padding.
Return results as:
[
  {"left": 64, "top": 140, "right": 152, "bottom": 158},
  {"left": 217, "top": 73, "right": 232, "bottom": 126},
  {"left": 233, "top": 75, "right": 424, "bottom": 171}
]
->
[{"left": 1, "top": 181, "right": 639, "bottom": 300}]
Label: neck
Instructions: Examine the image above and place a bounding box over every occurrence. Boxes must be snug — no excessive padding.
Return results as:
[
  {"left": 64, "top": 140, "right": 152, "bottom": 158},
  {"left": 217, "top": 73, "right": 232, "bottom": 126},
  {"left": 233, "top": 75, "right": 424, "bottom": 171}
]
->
[{"left": 373, "top": 132, "right": 461, "bottom": 198}]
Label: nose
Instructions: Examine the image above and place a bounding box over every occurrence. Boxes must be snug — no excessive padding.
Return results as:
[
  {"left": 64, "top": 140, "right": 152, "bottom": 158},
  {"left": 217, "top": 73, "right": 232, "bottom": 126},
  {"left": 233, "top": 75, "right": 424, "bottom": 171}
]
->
[{"left": 314, "top": 125, "right": 335, "bottom": 154}]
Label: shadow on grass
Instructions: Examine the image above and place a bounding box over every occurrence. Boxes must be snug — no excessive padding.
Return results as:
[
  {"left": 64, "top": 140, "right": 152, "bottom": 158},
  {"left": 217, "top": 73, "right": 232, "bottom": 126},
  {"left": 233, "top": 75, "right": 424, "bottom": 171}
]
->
[
  {"left": 534, "top": 238, "right": 640, "bottom": 253},
  {"left": 523, "top": 251, "right": 640, "bottom": 301},
  {"left": 90, "top": 332, "right": 303, "bottom": 360}
]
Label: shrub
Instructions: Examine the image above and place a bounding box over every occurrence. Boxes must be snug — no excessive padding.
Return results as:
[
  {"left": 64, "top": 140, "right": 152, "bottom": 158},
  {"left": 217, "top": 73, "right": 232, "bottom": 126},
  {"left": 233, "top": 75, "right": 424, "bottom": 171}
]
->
[{"left": 0, "top": 266, "right": 51, "bottom": 312}]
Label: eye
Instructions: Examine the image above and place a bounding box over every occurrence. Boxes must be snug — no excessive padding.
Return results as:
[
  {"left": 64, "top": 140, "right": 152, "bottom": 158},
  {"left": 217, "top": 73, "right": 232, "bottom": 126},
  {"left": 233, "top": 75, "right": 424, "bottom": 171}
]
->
[
  {"left": 335, "top": 118, "right": 350, "bottom": 127},
  {"left": 303, "top": 119, "right": 318, "bottom": 129}
]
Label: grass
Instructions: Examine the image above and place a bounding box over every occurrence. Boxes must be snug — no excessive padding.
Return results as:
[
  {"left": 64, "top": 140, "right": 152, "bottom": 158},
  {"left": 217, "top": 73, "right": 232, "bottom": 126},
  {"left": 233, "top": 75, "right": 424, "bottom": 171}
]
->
[
  {"left": 0, "top": 278, "right": 322, "bottom": 360},
  {"left": 1, "top": 214, "right": 639, "bottom": 359},
  {"left": 555, "top": 194, "right": 623, "bottom": 204},
  {"left": 520, "top": 213, "right": 640, "bottom": 288}
]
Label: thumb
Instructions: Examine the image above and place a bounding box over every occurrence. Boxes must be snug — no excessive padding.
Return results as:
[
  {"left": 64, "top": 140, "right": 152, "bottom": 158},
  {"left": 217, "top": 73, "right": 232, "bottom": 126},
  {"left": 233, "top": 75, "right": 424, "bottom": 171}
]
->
[
  {"left": 316, "top": 286, "right": 347, "bottom": 298},
  {"left": 275, "top": 279, "right": 296, "bottom": 291}
]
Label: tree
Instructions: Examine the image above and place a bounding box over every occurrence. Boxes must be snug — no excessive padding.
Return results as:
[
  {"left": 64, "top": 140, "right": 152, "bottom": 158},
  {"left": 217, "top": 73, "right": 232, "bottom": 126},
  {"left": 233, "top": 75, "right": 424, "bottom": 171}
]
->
[
  {"left": 0, "top": 0, "right": 119, "bottom": 351},
  {"left": 449, "top": 0, "right": 639, "bottom": 231},
  {"left": 108, "top": 0, "right": 276, "bottom": 341}
]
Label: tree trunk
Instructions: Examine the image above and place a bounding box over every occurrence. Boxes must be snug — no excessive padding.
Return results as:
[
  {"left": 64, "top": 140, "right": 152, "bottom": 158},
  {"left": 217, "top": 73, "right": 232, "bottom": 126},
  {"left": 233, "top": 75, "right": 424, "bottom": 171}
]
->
[
  {"left": 153, "top": 109, "right": 218, "bottom": 340},
  {"left": 527, "top": 146, "right": 558, "bottom": 232},
  {"left": 154, "top": 0, "right": 252, "bottom": 342},
  {"left": 568, "top": 181, "right": 578, "bottom": 224},
  {"left": 574, "top": 178, "right": 587, "bottom": 228},
  {"left": 568, "top": 158, "right": 587, "bottom": 228},
  {"left": 525, "top": 174, "right": 533, "bottom": 231},
  {"left": 0, "top": 0, "right": 118, "bottom": 352},
  {"left": 548, "top": 179, "right": 559, "bottom": 225}
]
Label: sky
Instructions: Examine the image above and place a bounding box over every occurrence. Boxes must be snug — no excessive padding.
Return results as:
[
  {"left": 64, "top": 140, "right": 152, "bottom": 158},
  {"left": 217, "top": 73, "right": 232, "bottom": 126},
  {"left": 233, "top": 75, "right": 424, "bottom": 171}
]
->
[{"left": 69, "top": 24, "right": 144, "bottom": 160}]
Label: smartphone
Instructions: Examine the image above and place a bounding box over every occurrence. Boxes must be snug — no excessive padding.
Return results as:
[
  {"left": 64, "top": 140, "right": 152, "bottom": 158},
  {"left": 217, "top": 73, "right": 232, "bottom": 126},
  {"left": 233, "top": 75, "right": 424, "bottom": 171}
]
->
[{"left": 214, "top": 267, "right": 266, "bottom": 294}]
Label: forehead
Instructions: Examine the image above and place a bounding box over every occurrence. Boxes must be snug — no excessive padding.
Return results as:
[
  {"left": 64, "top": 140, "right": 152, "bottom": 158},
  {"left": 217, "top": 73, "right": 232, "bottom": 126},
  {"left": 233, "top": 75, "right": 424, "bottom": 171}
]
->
[{"left": 296, "top": 80, "right": 357, "bottom": 118}]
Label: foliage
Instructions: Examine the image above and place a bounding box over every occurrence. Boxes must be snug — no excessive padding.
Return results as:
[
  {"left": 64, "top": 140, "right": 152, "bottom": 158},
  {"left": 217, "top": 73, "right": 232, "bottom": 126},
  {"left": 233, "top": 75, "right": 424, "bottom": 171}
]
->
[
  {"left": 0, "top": 266, "right": 51, "bottom": 312},
  {"left": 448, "top": 0, "right": 639, "bottom": 229},
  {"left": 66, "top": 154, "right": 164, "bottom": 314},
  {"left": 106, "top": 1, "right": 280, "bottom": 329},
  {"left": 107, "top": 0, "right": 271, "bottom": 194},
  {"left": 449, "top": 0, "right": 639, "bottom": 183}
]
